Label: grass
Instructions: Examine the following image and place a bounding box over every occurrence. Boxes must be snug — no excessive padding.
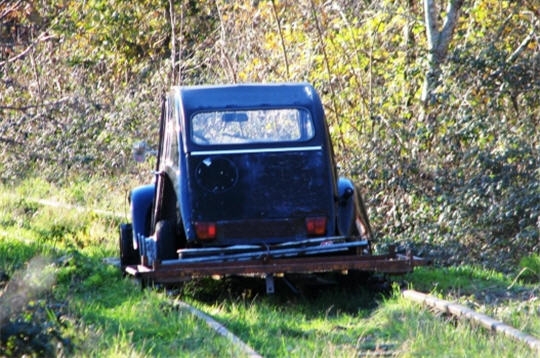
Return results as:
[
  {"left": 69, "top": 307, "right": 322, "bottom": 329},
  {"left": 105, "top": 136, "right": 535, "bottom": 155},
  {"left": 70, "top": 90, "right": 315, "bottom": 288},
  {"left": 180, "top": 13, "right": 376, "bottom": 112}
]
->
[
  {"left": 0, "top": 178, "right": 539, "bottom": 357},
  {"left": 401, "top": 266, "right": 540, "bottom": 339},
  {"left": 62, "top": 284, "right": 244, "bottom": 357},
  {"left": 518, "top": 254, "right": 540, "bottom": 283},
  {"left": 185, "top": 281, "right": 535, "bottom": 357},
  {"left": 0, "top": 180, "right": 248, "bottom": 357}
]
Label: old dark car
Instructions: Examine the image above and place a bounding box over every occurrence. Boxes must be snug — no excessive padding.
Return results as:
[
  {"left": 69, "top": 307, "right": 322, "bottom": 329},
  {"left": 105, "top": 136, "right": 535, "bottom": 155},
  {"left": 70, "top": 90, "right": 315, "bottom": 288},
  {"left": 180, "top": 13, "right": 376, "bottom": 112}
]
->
[{"left": 119, "top": 83, "right": 424, "bottom": 291}]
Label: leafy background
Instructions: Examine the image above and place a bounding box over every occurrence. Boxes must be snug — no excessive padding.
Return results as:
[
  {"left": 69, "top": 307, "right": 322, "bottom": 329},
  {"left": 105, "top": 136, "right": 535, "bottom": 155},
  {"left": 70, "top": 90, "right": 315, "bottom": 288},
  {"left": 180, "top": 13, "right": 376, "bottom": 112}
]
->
[{"left": 1, "top": 0, "right": 538, "bottom": 272}]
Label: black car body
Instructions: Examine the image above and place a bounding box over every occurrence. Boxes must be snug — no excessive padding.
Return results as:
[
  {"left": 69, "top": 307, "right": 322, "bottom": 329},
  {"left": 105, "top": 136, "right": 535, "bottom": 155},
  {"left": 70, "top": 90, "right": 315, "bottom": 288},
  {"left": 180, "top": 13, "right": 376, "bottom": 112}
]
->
[{"left": 120, "top": 83, "right": 423, "bottom": 286}]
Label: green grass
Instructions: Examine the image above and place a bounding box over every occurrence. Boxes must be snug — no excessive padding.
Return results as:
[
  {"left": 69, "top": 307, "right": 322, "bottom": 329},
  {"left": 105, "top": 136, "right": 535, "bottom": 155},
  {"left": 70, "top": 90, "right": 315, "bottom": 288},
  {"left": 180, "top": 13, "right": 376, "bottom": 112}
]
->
[
  {"left": 62, "top": 282, "right": 246, "bottom": 357},
  {"left": 518, "top": 254, "right": 540, "bottom": 283},
  {"left": 0, "top": 182, "right": 249, "bottom": 357},
  {"left": 401, "top": 266, "right": 540, "bottom": 339},
  {"left": 1, "top": 180, "right": 539, "bottom": 357},
  {"left": 186, "top": 282, "right": 535, "bottom": 357},
  {"left": 11, "top": 176, "right": 133, "bottom": 215}
]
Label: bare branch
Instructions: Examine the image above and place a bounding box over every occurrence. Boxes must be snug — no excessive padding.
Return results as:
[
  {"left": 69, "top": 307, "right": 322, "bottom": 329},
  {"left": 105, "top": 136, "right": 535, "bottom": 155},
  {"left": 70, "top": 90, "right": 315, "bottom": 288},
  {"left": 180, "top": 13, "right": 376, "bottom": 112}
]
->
[
  {"left": 0, "top": 33, "right": 56, "bottom": 67},
  {"left": 438, "top": 0, "right": 464, "bottom": 59},
  {"left": 271, "top": 0, "right": 290, "bottom": 81},
  {"left": 524, "top": 0, "right": 540, "bottom": 19},
  {"left": 309, "top": 0, "right": 345, "bottom": 150},
  {"left": 0, "top": 137, "right": 22, "bottom": 146},
  {"left": 0, "top": 0, "right": 23, "bottom": 22},
  {"left": 506, "top": 20, "right": 538, "bottom": 65},
  {"left": 214, "top": 0, "right": 237, "bottom": 83},
  {"left": 0, "top": 96, "right": 71, "bottom": 112}
]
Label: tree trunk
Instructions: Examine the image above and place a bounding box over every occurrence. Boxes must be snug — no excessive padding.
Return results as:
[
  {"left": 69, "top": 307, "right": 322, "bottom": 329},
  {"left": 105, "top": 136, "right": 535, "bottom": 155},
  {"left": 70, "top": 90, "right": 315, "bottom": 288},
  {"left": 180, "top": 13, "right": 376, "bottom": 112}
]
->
[{"left": 421, "top": 0, "right": 464, "bottom": 105}]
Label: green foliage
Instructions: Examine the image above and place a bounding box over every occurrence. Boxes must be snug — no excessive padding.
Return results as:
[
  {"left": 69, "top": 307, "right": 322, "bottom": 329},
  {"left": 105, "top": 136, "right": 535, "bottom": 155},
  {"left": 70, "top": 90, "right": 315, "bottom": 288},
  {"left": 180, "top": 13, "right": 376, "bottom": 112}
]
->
[
  {"left": 402, "top": 266, "right": 513, "bottom": 295},
  {"left": 50, "top": 0, "right": 171, "bottom": 76},
  {"left": 1, "top": 0, "right": 538, "bottom": 272},
  {"left": 518, "top": 254, "right": 540, "bottom": 284}
]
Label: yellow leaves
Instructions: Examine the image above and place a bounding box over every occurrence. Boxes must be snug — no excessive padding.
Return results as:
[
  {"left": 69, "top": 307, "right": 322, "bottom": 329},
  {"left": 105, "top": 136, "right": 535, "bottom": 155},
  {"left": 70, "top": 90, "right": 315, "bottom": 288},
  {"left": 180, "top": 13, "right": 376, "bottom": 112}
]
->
[
  {"left": 238, "top": 58, "right": 264, "bottom": 82},
  {"left": 264, "top": 32, "right": 280, "bottom": 51}
]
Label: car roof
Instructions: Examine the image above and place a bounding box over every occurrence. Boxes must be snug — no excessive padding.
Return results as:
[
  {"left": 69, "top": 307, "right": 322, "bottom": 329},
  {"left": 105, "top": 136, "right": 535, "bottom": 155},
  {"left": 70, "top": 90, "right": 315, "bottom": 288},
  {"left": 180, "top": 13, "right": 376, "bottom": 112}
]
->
[{"left": 172, "top": 83, "right": 323, "bottom": 114}]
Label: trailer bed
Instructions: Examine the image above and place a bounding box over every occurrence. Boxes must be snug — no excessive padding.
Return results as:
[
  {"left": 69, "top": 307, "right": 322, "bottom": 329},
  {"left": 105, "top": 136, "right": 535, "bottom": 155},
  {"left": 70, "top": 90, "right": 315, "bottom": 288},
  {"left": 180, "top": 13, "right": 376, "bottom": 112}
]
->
[{"left": 123, "top": 245, "right": 427, "bottom": 285}]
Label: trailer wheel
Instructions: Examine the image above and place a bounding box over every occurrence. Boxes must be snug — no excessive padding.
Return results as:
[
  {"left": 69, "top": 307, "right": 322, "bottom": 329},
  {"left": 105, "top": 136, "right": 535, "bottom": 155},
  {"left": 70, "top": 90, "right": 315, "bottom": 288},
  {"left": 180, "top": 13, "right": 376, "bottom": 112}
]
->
[
  {"left": 120, "top": 223, "right": 139, "bottom": 267},
  {"left": 155, "top": 220, "right": 178, "bottom": 260}
]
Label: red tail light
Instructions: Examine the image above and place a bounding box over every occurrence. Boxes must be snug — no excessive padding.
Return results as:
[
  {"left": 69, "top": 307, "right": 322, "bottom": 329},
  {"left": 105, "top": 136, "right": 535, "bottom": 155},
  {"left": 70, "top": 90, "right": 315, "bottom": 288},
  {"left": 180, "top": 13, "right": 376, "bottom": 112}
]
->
[
  {"left": 194, "top": 222, "right": 217, "bottom": 240},
  {"left": 305, "top": 216, "right": 327, "bottom": 236}
]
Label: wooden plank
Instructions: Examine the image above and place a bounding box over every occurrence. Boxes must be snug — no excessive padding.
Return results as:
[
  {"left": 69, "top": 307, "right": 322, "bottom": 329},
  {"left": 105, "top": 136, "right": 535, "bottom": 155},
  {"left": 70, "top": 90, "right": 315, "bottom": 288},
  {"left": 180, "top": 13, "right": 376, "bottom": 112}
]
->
[
  {"left": 402, "top": 290, "right": 540, "bottom": 352},
  {"left": 175, "top": 301, "right": 262, "bottom": 358}
]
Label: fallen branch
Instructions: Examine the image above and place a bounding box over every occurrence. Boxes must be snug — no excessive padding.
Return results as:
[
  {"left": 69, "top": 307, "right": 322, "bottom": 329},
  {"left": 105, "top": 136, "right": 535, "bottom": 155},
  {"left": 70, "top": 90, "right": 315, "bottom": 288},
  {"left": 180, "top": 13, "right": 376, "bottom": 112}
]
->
[
  {"left": 175, "top": 300, "right": 262, "bottom": 358},
  {"left": 402, "top": 290, "right": 540, "bottom": 353}
]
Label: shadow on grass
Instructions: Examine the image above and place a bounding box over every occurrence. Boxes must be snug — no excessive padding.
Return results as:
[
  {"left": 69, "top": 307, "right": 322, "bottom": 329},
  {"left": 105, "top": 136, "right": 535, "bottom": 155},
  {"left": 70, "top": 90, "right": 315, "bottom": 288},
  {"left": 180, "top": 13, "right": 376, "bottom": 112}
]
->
[{"left": 177, "top": 271, "right": 393, "bottom": 316}]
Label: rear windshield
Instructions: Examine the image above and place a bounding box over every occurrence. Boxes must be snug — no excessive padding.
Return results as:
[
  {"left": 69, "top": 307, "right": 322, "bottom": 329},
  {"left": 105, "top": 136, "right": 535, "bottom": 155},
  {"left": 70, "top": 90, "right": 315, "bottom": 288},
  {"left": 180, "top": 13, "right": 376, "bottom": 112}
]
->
[{"left": 191, "top": 108, "right": 315, "bottom": 145}]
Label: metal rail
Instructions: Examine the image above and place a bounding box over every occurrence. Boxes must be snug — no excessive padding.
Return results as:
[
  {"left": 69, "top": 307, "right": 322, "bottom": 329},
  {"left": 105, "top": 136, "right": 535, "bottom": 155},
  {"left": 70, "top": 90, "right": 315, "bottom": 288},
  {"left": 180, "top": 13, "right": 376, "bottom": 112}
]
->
[{"left": 176, "top": 238, "right": 370, "bottom": 263}]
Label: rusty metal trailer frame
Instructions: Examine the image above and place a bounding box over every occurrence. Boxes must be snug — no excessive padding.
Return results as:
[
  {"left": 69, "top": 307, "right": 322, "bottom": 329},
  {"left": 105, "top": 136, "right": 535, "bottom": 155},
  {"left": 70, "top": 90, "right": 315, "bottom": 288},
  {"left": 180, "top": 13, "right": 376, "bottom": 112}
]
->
[{"left": 123, "top": 246, "right": 427, "bottom": 289}]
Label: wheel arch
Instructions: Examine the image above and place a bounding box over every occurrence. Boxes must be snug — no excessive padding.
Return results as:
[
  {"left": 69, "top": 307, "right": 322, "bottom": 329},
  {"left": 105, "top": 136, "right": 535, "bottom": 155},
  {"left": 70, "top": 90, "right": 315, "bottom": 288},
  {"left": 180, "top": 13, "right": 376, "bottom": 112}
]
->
[
  {"left": 130, "top": 184, "right": 155, "bottom": 250},
  {"left": 336, "top": 177, "right": 373, "bottom": 240}
]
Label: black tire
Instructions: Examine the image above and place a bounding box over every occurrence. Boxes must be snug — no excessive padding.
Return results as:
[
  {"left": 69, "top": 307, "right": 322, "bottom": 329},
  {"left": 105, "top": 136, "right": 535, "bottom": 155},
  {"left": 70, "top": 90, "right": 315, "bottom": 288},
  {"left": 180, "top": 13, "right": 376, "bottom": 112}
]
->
[
  {"left": 155, "top": 220, "right": 178, "bottom": 261},
  {"left": 120, "top": 223, "right": 139, "bottom": 267}
]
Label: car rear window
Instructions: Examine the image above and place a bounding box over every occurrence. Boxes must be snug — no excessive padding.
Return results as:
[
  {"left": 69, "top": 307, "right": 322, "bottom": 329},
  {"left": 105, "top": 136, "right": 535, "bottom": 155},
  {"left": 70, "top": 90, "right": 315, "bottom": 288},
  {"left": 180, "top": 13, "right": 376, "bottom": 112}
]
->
[{"left": 191, "top": 108, "right": 315, "bottom": 145}]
